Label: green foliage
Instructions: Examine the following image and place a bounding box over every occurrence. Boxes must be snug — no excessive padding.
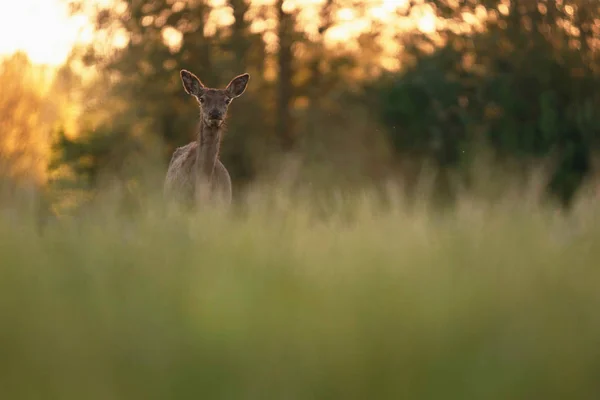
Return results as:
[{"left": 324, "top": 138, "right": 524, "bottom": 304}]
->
[
  {"left": 372, "top": 1, "right": 600, "bottom": 208},
  {"left": 378, "top": 49, "right": 470, "bottom": 166},
  {"left": 50, "top": 0, "right": 600, "bottom": 210},
  {"left": 51, "top": 129, "right": 128, "bottom": 188},
  {"left": 56, "top": 0, "right": 395, "bottom": 201},
  {"left": 70, "top": 0, "right": 275, "bottom": 188}
]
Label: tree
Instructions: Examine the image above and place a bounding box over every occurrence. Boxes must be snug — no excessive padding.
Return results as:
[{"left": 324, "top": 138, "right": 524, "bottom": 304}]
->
[
  {"left": 372, "top": 0, "right": 600, "bottom": 207},
  {"left": 275, "top": 0, "right": 296, "bottom": 152},
  {"left": 0, "top": 53, "right": 55, "bottom": 189},
  {"left": 64, "top": 0, "right": 274, "bottom": 193}
]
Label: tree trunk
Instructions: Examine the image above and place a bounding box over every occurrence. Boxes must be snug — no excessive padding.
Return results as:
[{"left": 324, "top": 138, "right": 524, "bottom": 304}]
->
[{"left": 276, "top": 0, "right": 295, "bottom": 152}]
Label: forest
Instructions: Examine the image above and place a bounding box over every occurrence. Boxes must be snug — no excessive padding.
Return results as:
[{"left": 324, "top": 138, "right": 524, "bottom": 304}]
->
[{"left": 2, "top": 0, "right": 600, "bottom": 212}]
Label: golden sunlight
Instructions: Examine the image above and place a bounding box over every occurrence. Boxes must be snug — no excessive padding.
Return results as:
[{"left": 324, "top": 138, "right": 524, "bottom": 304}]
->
[
  {"left": 0, "top": 0, "right": 438, "bottom": 67},
  {"left": 0, "top": 0, "right": 98, "bottom": 66}
]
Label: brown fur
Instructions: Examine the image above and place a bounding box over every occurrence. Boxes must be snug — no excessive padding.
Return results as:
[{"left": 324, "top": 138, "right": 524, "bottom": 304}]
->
[
  {"left": 164, "top": 138, "right": 231, "bottom": 206},
  {"left": 164, "top": 69, "right": 249, "bottom": 208}
]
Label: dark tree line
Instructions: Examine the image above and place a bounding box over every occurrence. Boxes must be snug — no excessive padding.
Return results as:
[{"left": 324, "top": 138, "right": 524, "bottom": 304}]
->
[
  {"left": 51, "top": 0, "right": 600, "bottom": 209},
  {"left": 371, "top": 0, "right": 600, "bottom": 207}
]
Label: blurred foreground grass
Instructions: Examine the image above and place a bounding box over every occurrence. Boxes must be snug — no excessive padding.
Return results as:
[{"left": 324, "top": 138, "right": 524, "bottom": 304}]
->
[{"left": 1, "top": 185, "right": 600, "bottom": 399}]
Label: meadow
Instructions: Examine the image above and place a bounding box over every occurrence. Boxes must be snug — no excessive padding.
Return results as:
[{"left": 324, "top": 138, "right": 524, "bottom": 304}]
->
[
  {"left": 1, "top": 178, "right": 599, "bottom": 399},
  {"left": 2, "top": 0, "right": 600, "bottom": 397}
]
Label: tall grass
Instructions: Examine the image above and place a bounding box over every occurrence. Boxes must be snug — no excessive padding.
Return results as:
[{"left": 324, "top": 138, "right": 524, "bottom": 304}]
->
[{"left": 1, "top": 179, "right": 600, "bottom": 399}]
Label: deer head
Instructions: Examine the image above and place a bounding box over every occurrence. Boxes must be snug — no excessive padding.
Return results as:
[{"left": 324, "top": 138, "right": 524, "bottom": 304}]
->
[{"left": 180, "top": 69, "right": 250, "bottom": 128}]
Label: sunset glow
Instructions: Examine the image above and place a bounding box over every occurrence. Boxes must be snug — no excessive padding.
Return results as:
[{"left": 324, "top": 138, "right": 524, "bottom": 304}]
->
[
  {"left": 0, "top": 0, "right": 96, "bottom": 66},
  {"left": 0, "top": 0, "right": 437, "bottom": 67}
]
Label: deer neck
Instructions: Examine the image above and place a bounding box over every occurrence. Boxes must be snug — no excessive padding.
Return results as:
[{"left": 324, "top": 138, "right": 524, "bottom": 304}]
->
[{"left": 196, "top": 121, "right": 222, "bottom": 181}]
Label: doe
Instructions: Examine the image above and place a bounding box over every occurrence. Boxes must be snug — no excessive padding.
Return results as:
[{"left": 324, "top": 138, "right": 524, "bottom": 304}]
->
[{"left": 164, "top": 69, "right": 250, "bottom": 208}]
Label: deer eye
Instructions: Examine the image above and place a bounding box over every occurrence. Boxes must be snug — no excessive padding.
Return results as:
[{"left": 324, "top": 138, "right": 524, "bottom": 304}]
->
[
  {"left": 224, "top": 98, "right": 231, "bottom": 105},
  {"left": 199, "top": 97, "right": 205, "bottom": 104}
]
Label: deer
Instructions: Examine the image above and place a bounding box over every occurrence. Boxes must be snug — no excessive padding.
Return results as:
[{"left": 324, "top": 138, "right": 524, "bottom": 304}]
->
[{"left": 164, "top": 69, "right": 250, "bottom": 208}]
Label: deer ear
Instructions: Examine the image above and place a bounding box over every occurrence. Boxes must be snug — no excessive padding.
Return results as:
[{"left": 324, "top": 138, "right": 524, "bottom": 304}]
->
[
  {"left": 226, "top": 73, "right": 250, "bottom": 98},
  {"left": 180, "top": 69, "right": 205, "bottom": 96}
]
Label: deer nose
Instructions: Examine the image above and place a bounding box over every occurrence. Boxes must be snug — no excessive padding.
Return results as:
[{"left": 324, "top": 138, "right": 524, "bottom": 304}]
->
[{"left": 208, "top": 110, "right": 222, "bottom": 120}]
